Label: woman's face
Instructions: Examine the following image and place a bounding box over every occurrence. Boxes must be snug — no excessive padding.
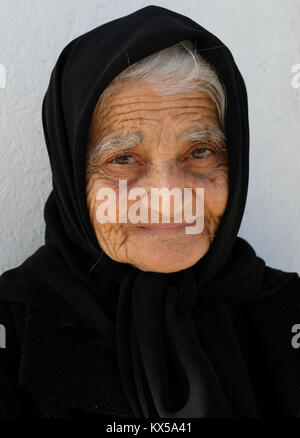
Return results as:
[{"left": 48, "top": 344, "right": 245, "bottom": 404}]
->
[{"left": 86, "top": 81, "right": 228, "bottom": 273}]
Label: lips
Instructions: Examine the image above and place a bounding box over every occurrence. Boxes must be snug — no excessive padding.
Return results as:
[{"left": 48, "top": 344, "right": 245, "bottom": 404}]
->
[{"left": 139, "top": 220, "right": 196, "bottom": 232}]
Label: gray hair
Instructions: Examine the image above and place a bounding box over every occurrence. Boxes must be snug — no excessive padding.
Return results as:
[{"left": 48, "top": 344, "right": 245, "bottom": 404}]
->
[{"left": 87, "top": 39, "right": 227, "bottom": 170}]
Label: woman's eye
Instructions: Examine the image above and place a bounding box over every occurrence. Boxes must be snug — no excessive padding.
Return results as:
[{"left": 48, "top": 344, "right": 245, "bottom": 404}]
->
[
  {"left": 112, "top": 154, "right": 135, "bottom": 165},
  {"left": 190, "top": 148, "right": 213, "bottom": 159}
]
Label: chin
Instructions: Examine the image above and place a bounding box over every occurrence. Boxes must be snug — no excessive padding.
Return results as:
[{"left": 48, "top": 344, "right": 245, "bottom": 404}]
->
[
  {"left": 137, "top": 257, "right": 199, "bottom": 273},
  {"left": 134, "top": 242, "right": 209, "bottom": 273}
]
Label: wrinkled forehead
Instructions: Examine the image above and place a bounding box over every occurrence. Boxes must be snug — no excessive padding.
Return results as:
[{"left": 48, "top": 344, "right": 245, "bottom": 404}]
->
[
  {"left": 60, "top": 31, "right": 230, "bottom": 152},
  {"left": 87, "top": 81, "right": 221, "bottom": 147}
]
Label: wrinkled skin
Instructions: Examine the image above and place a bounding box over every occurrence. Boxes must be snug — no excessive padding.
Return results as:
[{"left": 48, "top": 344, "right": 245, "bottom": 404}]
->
[{"left": 86, "top": 81, "right": 228, "bottom": 273}]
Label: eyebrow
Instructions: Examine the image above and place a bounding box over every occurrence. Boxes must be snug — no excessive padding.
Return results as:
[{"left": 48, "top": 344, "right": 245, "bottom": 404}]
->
[
  {"left": 180, "top": 128, "right": 226, "bottom": 149},
  {"left": 181, "top": 128, "right": 227, "bottom": 156},
  {"left": 87, "top": 127, "right": 226, "bottom": 163},
  {"left": 88, "top": 132, "right": 144, "bottom": 163}
]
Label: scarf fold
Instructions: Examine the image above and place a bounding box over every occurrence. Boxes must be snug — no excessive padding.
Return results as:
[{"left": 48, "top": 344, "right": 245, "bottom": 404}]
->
[
  {"left": 115, "top": 241, "right": 296, "bottom": 418},
  {"left": 117, "top": 269, "right": 235, "bottom": 417}
]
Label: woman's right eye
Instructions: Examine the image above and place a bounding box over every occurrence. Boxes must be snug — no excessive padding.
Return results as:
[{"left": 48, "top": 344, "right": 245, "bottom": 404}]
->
[{"left": 112, "top": 154, "right": 136, "bottom": 165}]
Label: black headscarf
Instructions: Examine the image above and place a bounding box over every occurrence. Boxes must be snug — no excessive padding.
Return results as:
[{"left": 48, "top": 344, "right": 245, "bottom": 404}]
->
[{"left": 0, "top": 5, "right": 298, "bottom": 418}]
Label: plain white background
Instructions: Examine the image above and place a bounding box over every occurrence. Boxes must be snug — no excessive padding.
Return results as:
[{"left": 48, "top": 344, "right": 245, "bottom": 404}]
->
[{"left": 0, "top": 0, "right": 299, "bottom": 275}]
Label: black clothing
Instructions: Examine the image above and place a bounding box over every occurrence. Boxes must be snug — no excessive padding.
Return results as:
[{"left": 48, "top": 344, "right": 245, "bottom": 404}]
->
[
  {"left": 1, "top": 274, "right": 300, "bottom": 418},
  {"left": 0, "top": 5, "right": 299, "bottom": 418}
]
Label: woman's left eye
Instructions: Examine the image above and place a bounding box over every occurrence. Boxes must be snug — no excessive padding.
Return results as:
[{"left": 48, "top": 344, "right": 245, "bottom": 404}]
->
[
  {"left": 189, "top": 148, "right": 213, "bottom": 159},
  {"left": 112, "top": 154, "right": 135, "bottom": 165}
]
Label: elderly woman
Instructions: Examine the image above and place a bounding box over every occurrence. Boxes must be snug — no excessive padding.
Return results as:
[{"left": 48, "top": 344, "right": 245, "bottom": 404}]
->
[{"left": 0, "top": 5, "right": 299, "bottom": 418}]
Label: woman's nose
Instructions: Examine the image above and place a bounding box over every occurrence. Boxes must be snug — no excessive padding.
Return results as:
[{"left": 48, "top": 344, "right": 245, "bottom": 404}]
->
[
  {"left": 137, "top": 160, "right": 189, "bottom": 221},
  {"left": 142, "top": 159, "right": 186, "bottom": 191}
]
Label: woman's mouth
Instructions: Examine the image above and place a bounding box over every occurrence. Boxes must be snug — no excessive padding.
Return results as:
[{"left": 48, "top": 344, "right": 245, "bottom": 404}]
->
[{"left": 138, "top": 220, "right": 197, "bottom": 233}]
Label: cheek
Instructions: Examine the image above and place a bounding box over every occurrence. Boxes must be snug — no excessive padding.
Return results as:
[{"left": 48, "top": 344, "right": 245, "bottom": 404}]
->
[
  {"left": 86, "top": 177, "right": 130, "bottom": 247},
  {"left": 86, "top": 176, "right": 111, "bottom": 232},
  {"left": 200, "top": 169, "right": 228, "bottom": 217},
  {"left": 86, "top": 180, "right": 97, "bottom": 225},
  {"left": 96, "top": 222, "right": 128, "bottom": 245}
]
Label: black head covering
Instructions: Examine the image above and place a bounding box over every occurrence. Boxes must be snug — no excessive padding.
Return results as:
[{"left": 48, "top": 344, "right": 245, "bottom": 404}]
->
[{"left": 0, "top": 5, "right": 298, "bottom": 417}]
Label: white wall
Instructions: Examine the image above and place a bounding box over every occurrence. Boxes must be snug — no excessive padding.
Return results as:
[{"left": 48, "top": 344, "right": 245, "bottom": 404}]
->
[{"left": 0, "top": 0, "right": 299, "bottom": 275}]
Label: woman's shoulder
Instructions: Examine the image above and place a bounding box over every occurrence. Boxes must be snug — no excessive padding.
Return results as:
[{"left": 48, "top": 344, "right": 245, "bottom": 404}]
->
[
  {"left": 0, "top": 262, "right": 52, "bottom": 417},
  {"left": 0, "top": 257, "right": 70, "bottom": 331},
  {"left": 0, "top": 264, "right": 29, "bottom": 363},
  {"left": 0, "top": 263, "right": 31, "bottom": 342},
  {"left": 232, "top": 267, "right": 300, "bottom": 326},
  {"left": 259, "top": 268, "right": 300, "bottom": 308},
  {"left": 0, "top": 298, "right": 26, "bottom": 345},
  {"left": 0, "top": 296, "right": 32, "bottom": 417},
  {"left": 230, "top": 270, "right": 300, "bottom": 416}
]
